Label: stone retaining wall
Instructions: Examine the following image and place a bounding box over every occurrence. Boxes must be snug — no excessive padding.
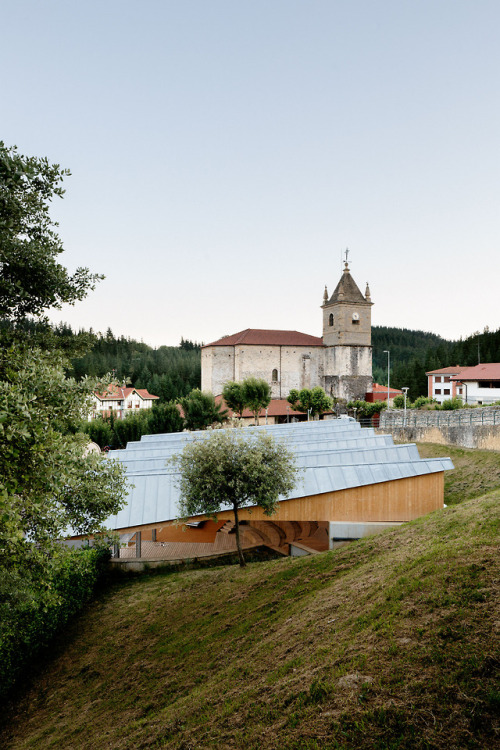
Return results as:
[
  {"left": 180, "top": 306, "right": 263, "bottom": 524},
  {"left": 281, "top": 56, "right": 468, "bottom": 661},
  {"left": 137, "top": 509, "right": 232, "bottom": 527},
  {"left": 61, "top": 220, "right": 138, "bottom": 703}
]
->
[{"left": 378, "top": 408, "right": 500, "bottom": 450}]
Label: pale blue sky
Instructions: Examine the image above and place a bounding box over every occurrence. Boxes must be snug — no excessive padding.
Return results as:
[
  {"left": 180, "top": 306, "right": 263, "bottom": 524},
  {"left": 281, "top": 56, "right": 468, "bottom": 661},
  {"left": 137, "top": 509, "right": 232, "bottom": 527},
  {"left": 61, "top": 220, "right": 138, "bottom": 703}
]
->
[{"left": 3, "top": 1, "right": 499, "bottom": 346}]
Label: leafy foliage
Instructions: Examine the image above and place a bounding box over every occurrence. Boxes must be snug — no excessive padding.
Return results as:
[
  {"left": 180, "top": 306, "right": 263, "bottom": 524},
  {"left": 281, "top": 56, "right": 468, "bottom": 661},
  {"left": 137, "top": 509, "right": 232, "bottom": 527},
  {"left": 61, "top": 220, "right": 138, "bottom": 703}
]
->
[
  {"left": 222, "top": 381, "right": 247, "bottom": 417},
  {"left": 173, "top": 429, "right": 300, "bottom": 566},
  {"left": 347, "top": 399, "right": 387, "bottom": 420},
  {"left": 0, "top": 142, "right": 128, "bottom": 700},
  {"left": 241, "top": 377, "right": 271, "bottom": 424},
  {"left": 440, "top": 397, "right": 463, "bottom": 410},
  {"left": 0, "top": 546, "right": 109, "bottom": 702},
  {"left": 0, "top": 142, "right": 102, "bottom": 323},
  {"left": 84, "top": 401, "right": 184, "bottom": 449},
  {"left": 180, "top": 389, "right": 228, "bottom": 431},
  {"left": 287, "top": 386, "right": 333, "bottom": 417},
  {"left": 0, "top": 347, "right": 127, "bottom": 560}
]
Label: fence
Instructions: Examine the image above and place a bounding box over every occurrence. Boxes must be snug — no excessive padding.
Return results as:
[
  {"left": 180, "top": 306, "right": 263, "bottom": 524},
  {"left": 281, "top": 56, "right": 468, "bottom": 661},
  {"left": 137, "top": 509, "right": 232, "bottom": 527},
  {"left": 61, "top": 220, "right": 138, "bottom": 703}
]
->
[
  {"left": 380, "top": 408, "right": 500, "bottom": 430},
  {"left": 111, "top": 530, "right": 243, "bottom": 561}
]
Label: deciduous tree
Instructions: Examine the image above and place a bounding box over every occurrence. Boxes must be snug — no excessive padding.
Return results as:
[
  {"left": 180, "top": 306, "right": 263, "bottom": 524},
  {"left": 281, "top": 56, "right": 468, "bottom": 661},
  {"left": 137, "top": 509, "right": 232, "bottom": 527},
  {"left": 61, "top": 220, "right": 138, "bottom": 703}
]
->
[
  {"left": 0, "top": 142, "right": 102, "bottom": 325},
  {"left": 287, "top": 386, "right": 333, "bottom": 419},
  {"left": 222, "top": 381, "right": 247, "bottom": 418},
  {"left": 241, "top": 377, "right": 271, "bottom": 425}
]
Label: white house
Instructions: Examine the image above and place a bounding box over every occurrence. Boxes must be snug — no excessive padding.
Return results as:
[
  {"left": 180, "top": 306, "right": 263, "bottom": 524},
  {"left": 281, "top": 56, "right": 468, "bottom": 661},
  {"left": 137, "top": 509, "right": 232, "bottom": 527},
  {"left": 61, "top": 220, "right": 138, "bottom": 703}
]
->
[
  {"left": 450, "top": 364, "right": 500, "bottom": 405},
  {"left": 92, "top": 386, "right": 159, "bottom": 420},
  {"left": 426, "top": 366, "right": 466, "bottom": 405}
]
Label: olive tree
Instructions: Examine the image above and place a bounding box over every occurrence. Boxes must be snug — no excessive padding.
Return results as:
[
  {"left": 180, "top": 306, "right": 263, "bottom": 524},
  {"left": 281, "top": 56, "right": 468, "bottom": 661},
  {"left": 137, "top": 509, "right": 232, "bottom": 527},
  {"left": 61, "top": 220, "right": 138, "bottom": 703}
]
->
[{"left": 173, "top": 429, "right": 300, "bottom": 567}]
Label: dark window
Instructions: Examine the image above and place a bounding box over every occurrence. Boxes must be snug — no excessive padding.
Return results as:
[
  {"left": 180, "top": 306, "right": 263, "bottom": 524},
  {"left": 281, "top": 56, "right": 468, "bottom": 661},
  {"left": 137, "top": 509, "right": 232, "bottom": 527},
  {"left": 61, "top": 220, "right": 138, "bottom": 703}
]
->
[
  {"left": 444, "top": 389, "right": 450, "bottom": 395},
  {"left": 352, "top": 319, "right": 360, "bottom": 325},
  {"left": 444, "top": 376, "right": 450, "bottom": 383},
  {"left": 272, "top": 369, "right": 278, "bottom": 383},
  {"left": 435, "top": 389, "right": 441, "bottom": 394},
  {"left": 328, "top": 313, "right": 334, "bottom": 326},
  {"left": 435, "top": 376, "right": 442, "bottom": 383},
  {"left": 479, "top": 381, "right": 500, "bottom": 389}
]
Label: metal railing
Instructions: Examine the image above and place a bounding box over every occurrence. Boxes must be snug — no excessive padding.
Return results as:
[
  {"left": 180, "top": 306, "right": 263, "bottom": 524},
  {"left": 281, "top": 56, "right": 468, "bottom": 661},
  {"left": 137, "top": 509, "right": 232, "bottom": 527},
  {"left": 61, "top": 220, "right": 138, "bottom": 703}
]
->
[{"left": 380, "top": 408, "right": 500, "bottom": 429}]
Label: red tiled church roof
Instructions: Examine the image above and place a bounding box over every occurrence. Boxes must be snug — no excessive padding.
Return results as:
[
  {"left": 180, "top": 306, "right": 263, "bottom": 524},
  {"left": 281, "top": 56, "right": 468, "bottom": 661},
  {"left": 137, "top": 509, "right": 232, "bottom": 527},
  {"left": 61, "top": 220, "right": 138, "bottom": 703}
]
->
[
  {"left": 204, "top": 329, "right": 324, "bottom": 348},
  {"left": 214, "top": 396, "right": 328, "bottom": 418}
]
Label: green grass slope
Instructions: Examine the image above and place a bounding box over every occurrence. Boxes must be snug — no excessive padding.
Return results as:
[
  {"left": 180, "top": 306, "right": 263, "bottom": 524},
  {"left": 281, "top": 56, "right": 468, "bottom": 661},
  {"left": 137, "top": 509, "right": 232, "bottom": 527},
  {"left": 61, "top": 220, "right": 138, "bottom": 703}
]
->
[
  {"left": 1, "top": 491, "right": 499, "bottom": 750},
  {"left": 417, "top": 442, "right": 500, "bottom": 505}
]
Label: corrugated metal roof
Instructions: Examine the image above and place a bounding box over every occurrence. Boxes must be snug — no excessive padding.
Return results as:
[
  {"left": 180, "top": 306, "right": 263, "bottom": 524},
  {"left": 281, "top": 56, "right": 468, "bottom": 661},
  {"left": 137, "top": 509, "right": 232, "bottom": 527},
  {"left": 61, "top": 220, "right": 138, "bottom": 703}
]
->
[{"left": 105, "top": 419, "right": 454, "bottom": 530}]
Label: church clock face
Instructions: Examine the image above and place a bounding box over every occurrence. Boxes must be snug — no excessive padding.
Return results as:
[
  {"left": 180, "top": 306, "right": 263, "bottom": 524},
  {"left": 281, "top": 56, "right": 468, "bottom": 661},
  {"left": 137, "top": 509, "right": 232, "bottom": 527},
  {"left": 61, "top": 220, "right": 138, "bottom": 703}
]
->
[{"left": 352, "top": 312, "right": 359, "bottom": 321}]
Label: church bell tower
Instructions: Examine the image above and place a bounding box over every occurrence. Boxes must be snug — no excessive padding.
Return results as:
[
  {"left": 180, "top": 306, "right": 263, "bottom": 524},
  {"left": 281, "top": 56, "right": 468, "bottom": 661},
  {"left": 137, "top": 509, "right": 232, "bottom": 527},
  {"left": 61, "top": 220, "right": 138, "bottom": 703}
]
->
[{"left": 321, "top": 260, "right": 373, "bottom": 402}]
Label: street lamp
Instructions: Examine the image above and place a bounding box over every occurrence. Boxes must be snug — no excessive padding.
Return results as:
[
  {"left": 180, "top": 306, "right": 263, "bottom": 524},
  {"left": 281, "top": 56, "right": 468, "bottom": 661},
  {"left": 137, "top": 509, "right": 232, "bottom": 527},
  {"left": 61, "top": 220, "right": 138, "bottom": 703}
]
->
[
  {"left": 402, "top": 387, "right": 409, "bottom": 427},
  {"left": 383, "top": 350, "right": 390, "bottom": 410}
]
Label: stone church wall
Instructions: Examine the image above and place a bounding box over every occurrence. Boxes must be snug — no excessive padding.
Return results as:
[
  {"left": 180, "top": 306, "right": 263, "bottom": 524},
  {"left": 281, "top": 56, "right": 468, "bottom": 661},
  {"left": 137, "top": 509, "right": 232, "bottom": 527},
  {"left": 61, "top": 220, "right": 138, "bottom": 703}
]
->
[
  {"left": 323, "top": 345, "right": 372, "bottom": 401},
  {"left": 202, "top": 344, "right": 324, "bottom": 399},
  {"left": 201, "top": 346, "right": 235, "bottom": 396}
]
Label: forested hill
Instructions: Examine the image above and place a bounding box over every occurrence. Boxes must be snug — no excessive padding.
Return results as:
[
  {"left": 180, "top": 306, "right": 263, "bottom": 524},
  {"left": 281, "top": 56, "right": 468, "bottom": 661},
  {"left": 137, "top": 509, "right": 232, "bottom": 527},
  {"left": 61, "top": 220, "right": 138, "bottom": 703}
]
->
[
  {"left": 372, "top": 325, "right": 500, "bottom": 398},
  {"left": 61, "top": 326, "right": 201, "bottom": 403},
  {"left": 57, "top": 323, "right": 500, "bottom": 403}
]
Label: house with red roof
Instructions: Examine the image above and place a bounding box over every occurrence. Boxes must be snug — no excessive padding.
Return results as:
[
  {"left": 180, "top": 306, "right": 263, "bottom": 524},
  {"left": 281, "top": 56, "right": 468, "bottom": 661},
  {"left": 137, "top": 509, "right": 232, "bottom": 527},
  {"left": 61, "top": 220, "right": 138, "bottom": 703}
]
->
[
  {"left": 214, "top": 395, "right": 332, "bottom": 426},
  {"left": 450, "top": 364, "right": 500, "bottom": 405},
  {"left": 92, "top": 385, "right": 159, "bottom": 420},
  {"left": 202, "top": 262, "right": 374, "bottom": 403},
  {"left": 366, "top": 383, "right": 403, "bottom": 406},
  {"left": 426, "top": 366, "right": 467, "bottom": 404}
]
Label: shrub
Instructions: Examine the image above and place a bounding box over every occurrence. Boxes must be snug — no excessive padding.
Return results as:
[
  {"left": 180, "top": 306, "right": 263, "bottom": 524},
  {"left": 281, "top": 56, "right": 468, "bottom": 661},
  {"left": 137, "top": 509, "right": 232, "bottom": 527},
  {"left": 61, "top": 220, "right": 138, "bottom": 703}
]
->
[
  {"left": 83, "top": 415, "right": 114, "bottom": 448},
  {"left": 0, "top": 547, "right": 107, "bottom": 702},
  {"left": 440, "top": 397, "right": 463, "bottom": 410},
  {"left": 148, "top": 401, "right": 184, "bottom": 434},
  {"left": 413, "top": 396, "right": 436, "bottom": 409}
]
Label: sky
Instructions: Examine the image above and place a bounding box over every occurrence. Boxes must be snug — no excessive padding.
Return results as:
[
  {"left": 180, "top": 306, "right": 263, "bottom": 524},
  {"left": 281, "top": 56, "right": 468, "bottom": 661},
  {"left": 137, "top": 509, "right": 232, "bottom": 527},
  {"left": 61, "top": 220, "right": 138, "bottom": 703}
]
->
[{"left": 2, "top": 1, "right": 500, "bottom": 348}]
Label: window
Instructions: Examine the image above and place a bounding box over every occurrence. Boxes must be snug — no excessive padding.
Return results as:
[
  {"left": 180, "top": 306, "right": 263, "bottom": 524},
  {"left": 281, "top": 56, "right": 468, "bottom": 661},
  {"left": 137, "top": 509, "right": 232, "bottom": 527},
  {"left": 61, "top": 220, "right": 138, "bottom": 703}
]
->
[
  {"left": 328, "top": 313, "right": 334, "bottom": 326},
  {"left": 352, "top": 319, "right": 359, "bottom": 325},
  {"left": 272, "top": 369, "right": 278, "bottom": 383},
  {"left": 435, "top": 389, "right": 441, "bottom": 394},
  {"left": 444, "top": 376, "right": 450, "bottom": 383},
  {"left": 435, "top": 376, "right": 442, "bottom": 383},
  {"left": 457, "top": 387, "right": 463, "bottom": 395},
  {"left": 444, "top": 389, "right": 450, "bottom": 395}
]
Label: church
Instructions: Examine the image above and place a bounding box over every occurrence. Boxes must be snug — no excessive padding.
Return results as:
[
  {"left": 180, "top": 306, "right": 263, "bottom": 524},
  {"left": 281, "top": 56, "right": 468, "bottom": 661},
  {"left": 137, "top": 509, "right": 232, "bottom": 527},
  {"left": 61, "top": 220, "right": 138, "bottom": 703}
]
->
[{"left": 201, "top": 261, "right": 373, "bottom": 403}]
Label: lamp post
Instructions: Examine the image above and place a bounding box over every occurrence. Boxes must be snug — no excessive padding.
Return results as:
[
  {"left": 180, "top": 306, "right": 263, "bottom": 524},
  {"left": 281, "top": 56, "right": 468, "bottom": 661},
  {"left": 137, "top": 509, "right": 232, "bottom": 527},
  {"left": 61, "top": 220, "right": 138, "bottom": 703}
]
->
[
  {"left": 402, "top": 387, "right": 409, "bottom": 427},
  {"left": 383, "top": 350, "right": 390, "bottom": 410}
]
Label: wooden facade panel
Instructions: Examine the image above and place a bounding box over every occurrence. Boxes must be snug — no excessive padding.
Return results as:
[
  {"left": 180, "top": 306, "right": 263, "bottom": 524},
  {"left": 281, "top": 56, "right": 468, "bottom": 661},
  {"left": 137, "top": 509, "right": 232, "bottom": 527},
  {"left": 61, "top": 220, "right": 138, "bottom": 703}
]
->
[{"left": 112, "top": 473, "right": 444, "bottom": 536}]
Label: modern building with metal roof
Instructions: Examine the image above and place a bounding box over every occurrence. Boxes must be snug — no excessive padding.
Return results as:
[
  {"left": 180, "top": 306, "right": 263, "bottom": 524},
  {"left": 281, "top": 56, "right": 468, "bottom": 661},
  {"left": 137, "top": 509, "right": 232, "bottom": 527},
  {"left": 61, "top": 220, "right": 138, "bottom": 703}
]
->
[{"left": 103, "top": 418, "right": 453, "bottom": 561}]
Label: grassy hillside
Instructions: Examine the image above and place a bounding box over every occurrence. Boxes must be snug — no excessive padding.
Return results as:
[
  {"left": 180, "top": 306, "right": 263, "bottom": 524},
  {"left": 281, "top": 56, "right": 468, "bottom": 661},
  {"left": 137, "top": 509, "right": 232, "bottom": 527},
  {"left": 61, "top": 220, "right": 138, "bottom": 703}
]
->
[
  {"left": 1, "top": 489, "right": 498, "bottom": 749},
  {"left": 412, "top": 442, "right": 500, "bottom": 505}
]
